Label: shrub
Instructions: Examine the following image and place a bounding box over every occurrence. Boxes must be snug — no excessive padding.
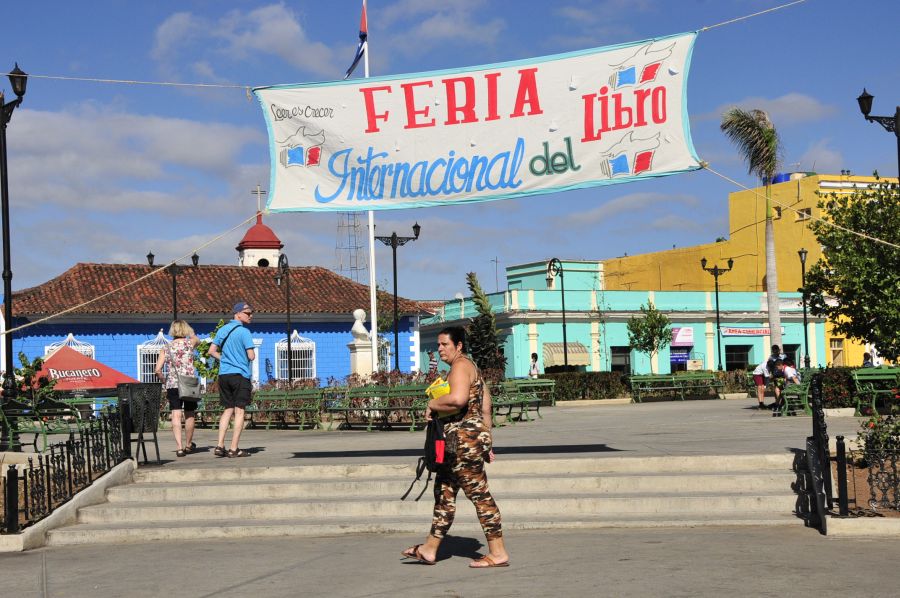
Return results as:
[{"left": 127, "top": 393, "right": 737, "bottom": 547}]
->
[
  {"left": 819, "top": 367, "right": 856, "bottom": 409},
  {"left": 858, "top": 414, "right": 900, "bottom": 461},
  {"left": 543, "top": 371, "right": 628, "bottom": 401}
]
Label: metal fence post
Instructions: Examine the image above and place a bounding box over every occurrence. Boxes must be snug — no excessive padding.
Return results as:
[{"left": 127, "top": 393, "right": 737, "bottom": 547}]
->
[
  {"left": 4, "top": 463, "right": 18, "bottom": 533},
  {"left": 119, "top": 387, "right": 132, "bottom": 460},
  {"left": 809, "top": 373, "right": 833, "bottom": 509},
  {"left": 836, "top": 435, "right": 849, "bottom": 516}
]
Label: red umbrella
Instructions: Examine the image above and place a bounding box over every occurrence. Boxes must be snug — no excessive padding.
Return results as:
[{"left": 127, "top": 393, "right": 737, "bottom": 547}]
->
[{"left": 37, "top": 346, "right": 139, "bottom": 394}]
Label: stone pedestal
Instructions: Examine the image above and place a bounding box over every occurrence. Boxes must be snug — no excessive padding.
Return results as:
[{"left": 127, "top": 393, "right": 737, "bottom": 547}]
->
[{"left": 347, "top": 309, "right": 373, "bottom": 377}]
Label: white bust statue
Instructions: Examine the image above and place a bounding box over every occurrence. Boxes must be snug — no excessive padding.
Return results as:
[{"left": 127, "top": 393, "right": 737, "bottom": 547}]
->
[{"left": 350, "top": 309, "right": 369, "bottom": 341}]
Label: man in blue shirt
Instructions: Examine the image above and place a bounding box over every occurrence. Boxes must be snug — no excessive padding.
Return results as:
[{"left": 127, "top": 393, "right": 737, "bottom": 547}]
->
[{"left": 208, "top": 301, "right": 256, "bottom": 458}]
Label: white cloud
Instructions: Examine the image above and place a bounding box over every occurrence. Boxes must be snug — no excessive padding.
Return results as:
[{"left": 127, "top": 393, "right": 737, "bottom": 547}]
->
[
  {"left": 152, "top": 3, "right": 339, "bottom": 80},
  {"left": 797, "top": 138, "right": 844, "bottom": 174},
  {"left": 375, "top": 0, "right": 506, "bottom": 61},
  {"left": 700, "top": 93, "right": 837, "bottom": 125},
  {"left": 554, "top": 192, "right": 700, "bottom": 226},
  {"left": 9, "top": 105, "right": 264, "bottom": 213}
]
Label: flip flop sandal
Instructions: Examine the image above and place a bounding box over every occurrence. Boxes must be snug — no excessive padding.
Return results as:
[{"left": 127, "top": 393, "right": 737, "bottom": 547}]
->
[
  {"left": 469, "top": 556, "right": 510, "bottom": 568},
  {"left": 213, "top": 446, "right": 227, "bottom": 457},
  {"left": 400, "top": 544, "right": 435, "bottom": 565},
  {"left": 227, "top": 448, "right": 249, "bottom": 458}
]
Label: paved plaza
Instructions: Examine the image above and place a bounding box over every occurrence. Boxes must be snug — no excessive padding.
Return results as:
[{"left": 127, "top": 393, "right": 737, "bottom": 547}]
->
[{"left": 4, "top": 398, "right": 891, "bottom": 597}]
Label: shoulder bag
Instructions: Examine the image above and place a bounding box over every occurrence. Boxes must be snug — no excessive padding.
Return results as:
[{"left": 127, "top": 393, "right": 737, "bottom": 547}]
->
[{"left": 169, "top": 341, "right": 202, "bottom": 400}]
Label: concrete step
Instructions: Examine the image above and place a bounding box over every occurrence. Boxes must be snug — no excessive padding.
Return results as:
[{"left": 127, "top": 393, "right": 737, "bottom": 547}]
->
[
  {"left": 108, "top": 472, "right": 797, "bottom": 503},
  {"left": 129, "top": 454, "right": 798, "bottom": 484},
  {"left": 45, "top": 454, "right": 806, "bottom": 546},
  {"left": 46, "top": 512, "right": 799, "bottom": 546},
  {"left": 77, "top": 492, "right": 798, "bottom": 524}
]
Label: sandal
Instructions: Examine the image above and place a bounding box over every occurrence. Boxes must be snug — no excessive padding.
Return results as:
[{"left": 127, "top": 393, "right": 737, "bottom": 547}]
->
[
  {"left": 469, "top": 555, "right": 510, "bottom": 568},
  {"left": 183, "top": 442, "right": 197, "bottom": 454},
  {"left": 400, "top": 544, "right": 435, "bottom": 565},
  {"left": 176, "top": 449, "right": 187, "bottom": 458},
  {"left": 213, "top": 446, "right": 227, "bottom": 458},
  {"left": 227, "top": 448, "right": 249, "bottom": 458}
]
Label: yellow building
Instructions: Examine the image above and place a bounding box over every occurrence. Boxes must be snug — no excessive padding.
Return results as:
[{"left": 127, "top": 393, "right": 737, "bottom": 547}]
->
[{"left": 601, "top": 173, "right": 893, "bottom": 367}]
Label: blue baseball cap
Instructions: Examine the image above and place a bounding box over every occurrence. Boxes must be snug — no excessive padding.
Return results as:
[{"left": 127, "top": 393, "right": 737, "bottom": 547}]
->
[{"left": 233, "top": 301, "right": 253, "bottom": 314}]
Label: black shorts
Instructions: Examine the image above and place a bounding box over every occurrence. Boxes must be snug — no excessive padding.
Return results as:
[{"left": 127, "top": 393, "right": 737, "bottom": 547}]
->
[
  {"left": 219, "top": 374, "right": 253, "bottom": 408},
  {"left": 167, "top": 388, "right": 198, "bottom": 412}
]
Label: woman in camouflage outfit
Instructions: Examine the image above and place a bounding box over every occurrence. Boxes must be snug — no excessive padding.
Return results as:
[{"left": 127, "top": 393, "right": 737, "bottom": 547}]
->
[{"left": 401, "top": 326, "right": 510, "bottom": 568}]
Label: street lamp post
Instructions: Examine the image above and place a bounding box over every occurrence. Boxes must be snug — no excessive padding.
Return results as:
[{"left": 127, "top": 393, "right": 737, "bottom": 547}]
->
[
  {"left": 701, "top": 257, "right": 734, "bottom": 371},
  {"left": 146, "top": 251, "right": 199, "bottom": 321},
  {"left": 798, "top": 248, "right": 811, "bottom": 369},
  {"left": 0, "top": 64, "right": 28, "bottom": 452},
  {"left": 375, "top": 223, "right": 421, "bottom": 372},
  {"left": 546, "top": 258, "right": 568, "bottom": 369},
  {"left": 274, "top": 253, "right": 293, "bottom": 385},
  {"left": 856, "top": 89, "right": 900, "bottom": 177}
]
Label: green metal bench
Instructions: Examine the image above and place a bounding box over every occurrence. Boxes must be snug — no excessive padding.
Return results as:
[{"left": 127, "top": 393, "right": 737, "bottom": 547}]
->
[
  {"left": 851, "top": 367, "right": 900, "bottom": 415},
  {"left": 248, "top": 389, "right": 289, "bottom": 429},
  {"left": 507, "top": 378, "right": 557, "bottom": 406},
  {"left": 776, "top": 379, "right": 812, "bottom": 416},
  {"left": 283, "top": 387, "right": 325, "bottom": 430},
  {"left": 629, "top": 375, "right": 680, "bottom": 402},
  {"left": 673, "top": 371, "right": 725, "bottom": 399}
]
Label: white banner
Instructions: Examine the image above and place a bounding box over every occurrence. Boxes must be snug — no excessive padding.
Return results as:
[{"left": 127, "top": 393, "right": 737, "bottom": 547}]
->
[{"left": 254, "top": 32, "right": 699, "bottom": 212}]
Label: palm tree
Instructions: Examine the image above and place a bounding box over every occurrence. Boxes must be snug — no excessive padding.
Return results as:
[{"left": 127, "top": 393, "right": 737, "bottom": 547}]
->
[{"left": 720, "top": 108, "right": 783, "bottom": 348}]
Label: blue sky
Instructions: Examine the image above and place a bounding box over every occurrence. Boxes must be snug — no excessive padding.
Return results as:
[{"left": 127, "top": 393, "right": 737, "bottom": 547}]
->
[{"left": 1, "top": 0, "right": 898, "bottom": 302}]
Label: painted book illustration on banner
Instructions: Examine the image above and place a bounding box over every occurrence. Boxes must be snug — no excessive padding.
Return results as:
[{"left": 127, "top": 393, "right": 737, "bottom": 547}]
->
[{"left": 255, "top": 32, "right": 701, "bottom": 212}]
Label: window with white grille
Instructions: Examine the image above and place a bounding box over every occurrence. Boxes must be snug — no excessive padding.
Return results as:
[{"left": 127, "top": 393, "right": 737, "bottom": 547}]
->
[
  {"left": 45, "top": 333, "right": 95, "bottom": 359},
  {"left": 276, "top": 331, "right": 316, "bottom": 380},
  {"left": 137, "top": 330, "right": 170, "bottom": 383}
]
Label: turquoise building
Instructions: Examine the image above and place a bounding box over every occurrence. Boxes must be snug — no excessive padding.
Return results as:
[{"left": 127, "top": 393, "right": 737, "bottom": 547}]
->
[{"left": 420, "top": 260, "right": 826, "bottom": 377}]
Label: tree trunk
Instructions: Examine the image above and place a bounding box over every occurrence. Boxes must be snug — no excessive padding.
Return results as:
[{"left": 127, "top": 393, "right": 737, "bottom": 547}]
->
[{"left": 764, "top": 185, "right": 782, "bottom": 347}]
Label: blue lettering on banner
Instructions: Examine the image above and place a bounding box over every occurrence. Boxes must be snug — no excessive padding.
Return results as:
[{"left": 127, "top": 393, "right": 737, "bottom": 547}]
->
[{"left": 314, "top": 138, "right": 526, "bottom": 203}]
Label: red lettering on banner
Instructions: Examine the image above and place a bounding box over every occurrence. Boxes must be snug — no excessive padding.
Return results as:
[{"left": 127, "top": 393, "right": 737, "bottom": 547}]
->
[
  {"left": 401, "top": 80, "right": 435, "bottom": 129},
  {"left": 484, "top": 72, "right": 501, "bottom": 122},
  {"left": 360, "top": 85, "right": 392, "bottom": 133},
  {"left": 359, "top": 69, "right": 546, "bottom": 133},
  {"left": 510, "top": 68, "right": 543, "bottom": 118},
  {"left": 443, "top": 77, "right": 478, "bottom": 125},
  {"left": 581, "top": 84, "right": 668, "bottom": 142}
]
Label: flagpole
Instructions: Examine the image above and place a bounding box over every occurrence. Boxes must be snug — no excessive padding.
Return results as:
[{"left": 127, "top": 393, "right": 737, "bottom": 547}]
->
[{"left": 362, "top": 3, "right": 379, "bottom": 374}]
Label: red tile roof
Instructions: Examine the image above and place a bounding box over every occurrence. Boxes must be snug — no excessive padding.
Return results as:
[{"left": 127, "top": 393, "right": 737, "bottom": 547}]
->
[{"left": 12, "top": 263, "right": 426, "bottom": 318}]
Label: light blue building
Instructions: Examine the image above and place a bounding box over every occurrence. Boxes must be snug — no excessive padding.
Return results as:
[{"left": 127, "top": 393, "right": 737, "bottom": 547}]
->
[{"left": 420, "top": 260, "right": 826, "bottom": 377}]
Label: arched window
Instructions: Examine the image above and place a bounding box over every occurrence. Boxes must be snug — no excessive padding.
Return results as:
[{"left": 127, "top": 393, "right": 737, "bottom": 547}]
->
[
  {"left": 45, "top": 333, "right": 95, "bottom": 359},
  {"left": 137, "top": 330, "right": 169, "bottom": 383},
  {"left": 276, "top": 331, "right": 316, "bottom": 380}
]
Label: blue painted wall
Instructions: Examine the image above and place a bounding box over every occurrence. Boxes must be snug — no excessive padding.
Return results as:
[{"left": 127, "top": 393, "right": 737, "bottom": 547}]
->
[{"left": 9, "top": 315, "right": 418, "bottom": 385}]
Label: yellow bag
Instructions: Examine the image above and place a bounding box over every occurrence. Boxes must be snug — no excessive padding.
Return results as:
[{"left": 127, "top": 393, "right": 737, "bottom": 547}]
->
[{"left": 425, "top": 377, "right": 450, "bottom": 400}]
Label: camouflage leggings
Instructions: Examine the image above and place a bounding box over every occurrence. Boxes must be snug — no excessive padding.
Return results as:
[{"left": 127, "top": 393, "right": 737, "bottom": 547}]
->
[{"left": 430, "top": 421, "right": 502, "bottom": 540}]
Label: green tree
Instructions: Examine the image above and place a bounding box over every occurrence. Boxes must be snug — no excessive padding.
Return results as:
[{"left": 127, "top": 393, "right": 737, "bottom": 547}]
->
[
  {"left": 465, "top": 272, "right": 507, "bottom": 376},
  {"left": 626, "top": 302, "right": 671, "bottom": 374},
  {"left": 805, "top": 179, "right": 900, "bottom": 361},
  {"left": 195, "top": 319, "right": 227, "bottom": 381},
  {"left": 16, "top": 352, "right": 60, "bottom": 408},
  {"left": 721, "top": 108, "right": 783, "bottom": 347}
]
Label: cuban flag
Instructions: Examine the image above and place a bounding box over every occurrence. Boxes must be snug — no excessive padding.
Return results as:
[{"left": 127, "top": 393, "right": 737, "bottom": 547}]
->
[
  {"left": 344, "top": 0, "right": 368, "bottom": 79},
  {"left": 599, "top": 131, "right": 662, "bottom": 178},
  {"left": 608, "top": 41, "right": 674, "bottom": 89}
]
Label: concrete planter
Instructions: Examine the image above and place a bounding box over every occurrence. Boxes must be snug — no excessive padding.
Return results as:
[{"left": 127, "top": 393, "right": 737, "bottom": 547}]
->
[{"left": 824, "top": 408, "right": 856, "bottom": 418}]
